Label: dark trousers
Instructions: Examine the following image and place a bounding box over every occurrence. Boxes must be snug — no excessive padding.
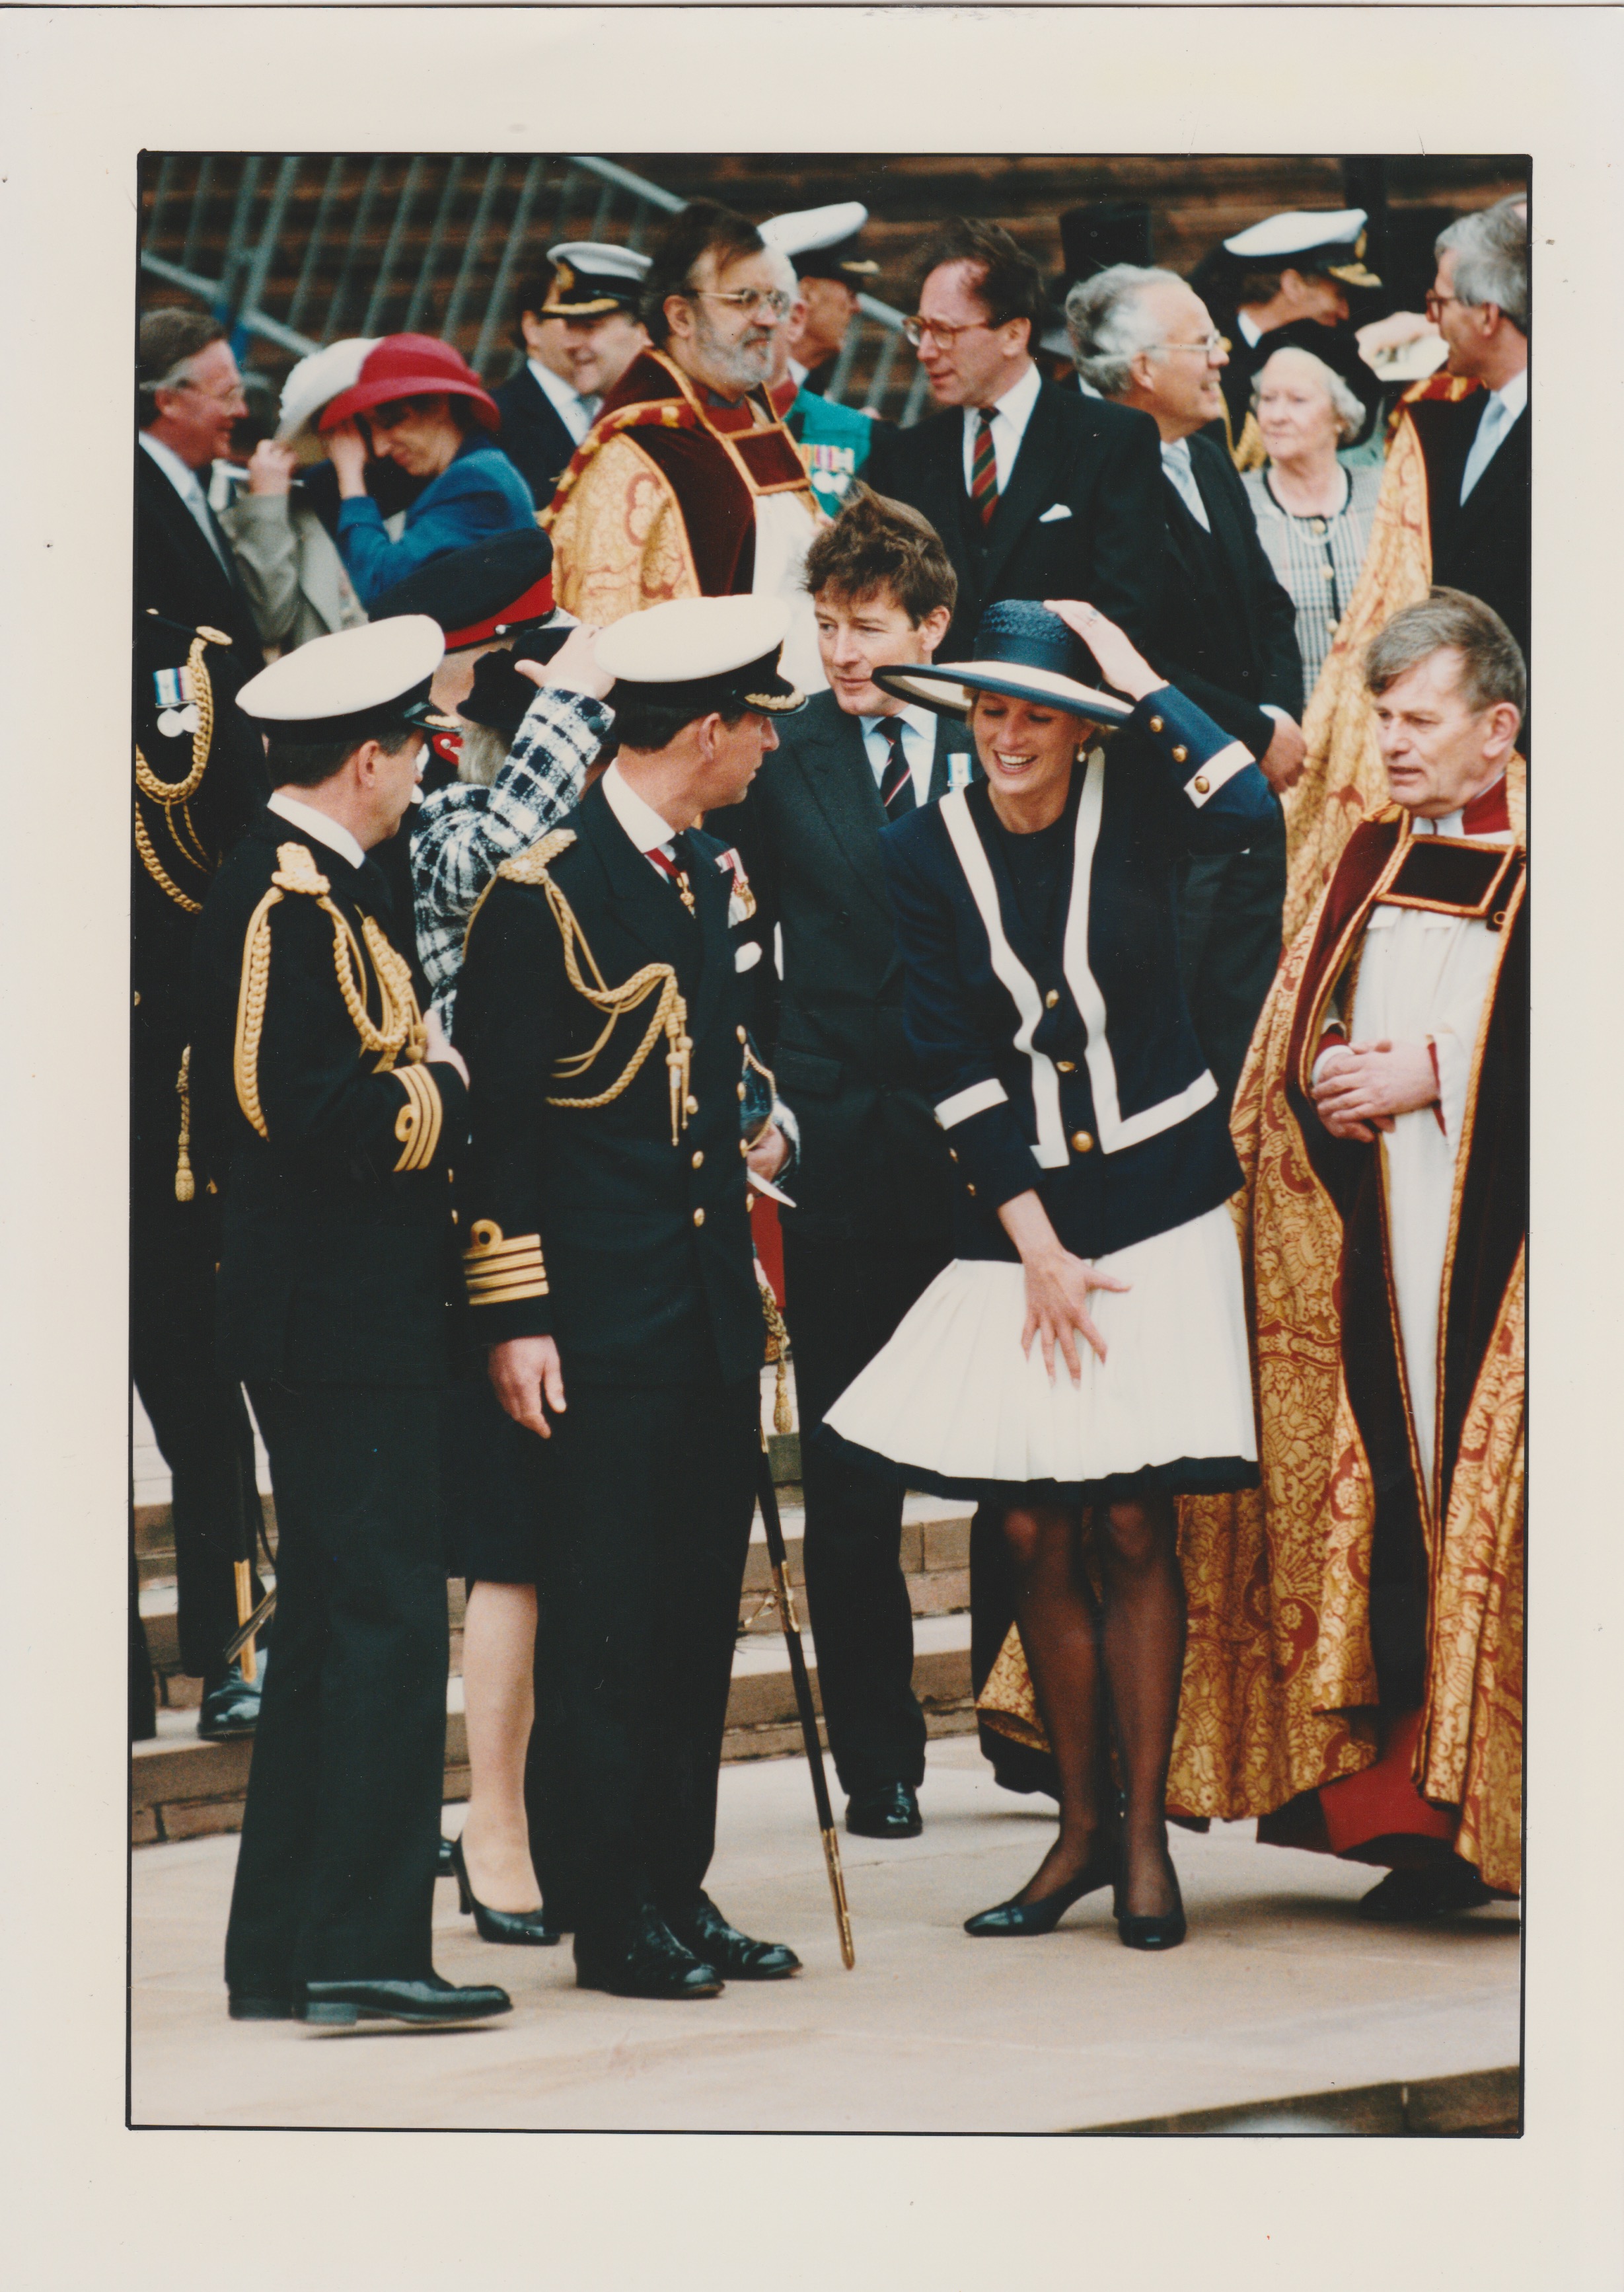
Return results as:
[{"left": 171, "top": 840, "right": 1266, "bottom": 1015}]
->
[
  {"left": 544, "top": 1375, "right": 757, "bottom": 1941},
  {"left": 225, "top": 1383, "right": 448, "bottom": 1993},
  {"left": 131, "top": 1152, "right": 262, "bottom": 1692},
  {"left": 782, "top": 1229, "right": 945, "bottom": 1796},
  {"left": 1176, "top": 806, "right": 1288, "bottom": 1107}
]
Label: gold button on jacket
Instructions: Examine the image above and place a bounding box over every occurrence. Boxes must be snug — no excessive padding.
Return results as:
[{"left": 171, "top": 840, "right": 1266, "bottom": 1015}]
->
[
  {"left": 1193, "top": 777, "right": 1210, "bottom": 796},
  {"left": 1044, "top": 989, "right": 1059, "bottom": 1009},
  {"left": 1070, "top": 1130, "right": 1095, "bottom": 1153},
  {"left": 692, "top": 1207, "right": 705, "bottom": 1227}
]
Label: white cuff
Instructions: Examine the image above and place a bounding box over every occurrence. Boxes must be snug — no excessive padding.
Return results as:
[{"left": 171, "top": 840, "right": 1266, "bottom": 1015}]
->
[
  {"left": 936, "top": 1077, "right": 1008, "bottom": 1128},
  {"left": 1183, "top": 740, "right": 1254, "bottom": 807}
]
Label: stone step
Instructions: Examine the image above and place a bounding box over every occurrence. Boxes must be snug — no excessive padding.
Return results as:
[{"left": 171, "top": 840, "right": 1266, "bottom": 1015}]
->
[
  {"left": 138, "top": 1492, "right": 975, "bottom": 1705},
  {"left": 131, "top": 1614, "right": 975, "bottom": 1845}
]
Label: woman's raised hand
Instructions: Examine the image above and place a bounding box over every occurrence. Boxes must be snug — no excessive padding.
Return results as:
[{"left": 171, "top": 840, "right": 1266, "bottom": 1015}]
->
[{"left": 1043, "top": 600, "right": 1164, "bottom": 704}]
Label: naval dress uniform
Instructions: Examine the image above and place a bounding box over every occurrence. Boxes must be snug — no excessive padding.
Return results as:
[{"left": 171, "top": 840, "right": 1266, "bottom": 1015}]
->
[
  {"left": 191, "top": 621, "right": 507, "bottom": 2023},
  {"left": 824, "top": 613, "right": 1274, "bottom": 1504}
]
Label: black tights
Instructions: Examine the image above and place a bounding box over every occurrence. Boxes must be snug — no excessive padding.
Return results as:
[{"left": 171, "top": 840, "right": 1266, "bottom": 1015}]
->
[{"left": 1003, "top": 1486, "right": 1184, "bottom": 1920}]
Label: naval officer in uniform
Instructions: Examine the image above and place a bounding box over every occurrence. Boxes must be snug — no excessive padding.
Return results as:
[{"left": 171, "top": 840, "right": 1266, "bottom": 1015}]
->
[
  {"left": 192, "top": 617, "right": 510, "bottom": 2028},
  {"left": 455, "top": 593, "right": 803, "bottom": 2001}
]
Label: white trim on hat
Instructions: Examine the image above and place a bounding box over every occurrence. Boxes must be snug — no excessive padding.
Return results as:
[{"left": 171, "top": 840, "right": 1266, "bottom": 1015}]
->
[
  {"left": 237, "top": 615, "right": 445, "bottom": 723},
  {"left": 596, "top": 593, "right": 792, "bottom": 686},
  {"left": 876, "top": 659, "right": 1135, "bottom": 725},
  {"left": 759, "top": 202, "right": 869, "bottom": 260},
  {"left": 1222, "top": 208, "right": 1367, "bottom": 260},
  {"left": 544, "top": 240, "right": 651, "bottom": 284}
]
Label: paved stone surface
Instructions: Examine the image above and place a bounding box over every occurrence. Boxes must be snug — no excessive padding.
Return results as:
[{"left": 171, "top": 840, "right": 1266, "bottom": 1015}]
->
[{"left": 130, "top": 1736, "right": 1520, "bottom": 2131}]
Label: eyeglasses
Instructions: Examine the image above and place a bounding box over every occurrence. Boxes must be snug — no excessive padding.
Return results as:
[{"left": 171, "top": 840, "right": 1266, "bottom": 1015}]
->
[
  {"left": 174, "top": 377, "right": 248, "bottom": 408},
  {"left": 686, "top": 287, "right": 793, "bottom": 321},
  {"left": 1424, "top": 289, "right": 1467, "bottom": 321},
  {"left": 902, "top": 314, "right": 1000, "bottom": 349},
  {"left": 1148, "top": 332, "right": 1227, "bottom": 362}
]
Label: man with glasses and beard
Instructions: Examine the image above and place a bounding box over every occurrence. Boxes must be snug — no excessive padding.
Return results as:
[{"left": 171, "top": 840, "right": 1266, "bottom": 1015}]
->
[{"left": 542, "top": 200, "right": 825, "bottom": 691}]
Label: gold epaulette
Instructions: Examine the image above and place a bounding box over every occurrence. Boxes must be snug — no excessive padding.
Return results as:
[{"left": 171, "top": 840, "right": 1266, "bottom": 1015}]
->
[
  {"left": 497, "top": 828, "right": 577, "bottom": 885},
  {"left": 272, "top": 841, "right": 332, "bottom": 896}
]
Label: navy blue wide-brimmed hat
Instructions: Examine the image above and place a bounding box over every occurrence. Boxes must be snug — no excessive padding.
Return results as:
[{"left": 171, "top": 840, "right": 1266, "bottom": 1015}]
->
[
  {"left": 370, "top": 530, "right": 555, "bottom": 650},
  {"left": 874, "top": 600, "right": 1136, "bottom": 727}
]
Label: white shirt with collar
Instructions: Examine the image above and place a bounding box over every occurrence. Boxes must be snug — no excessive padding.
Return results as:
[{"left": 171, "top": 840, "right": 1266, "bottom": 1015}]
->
[
  {"left": 1236, "top": 311, "right": 1265, "bottom": 350},
  {"left": 528, "top": 356, "right": 601, "bottom": 447},
  {"left": 140, "top": 429, "right": 234, "bottom": 575},
  {"left": 961, "top": 358, "right": 1043, "bottom": 495},
  {"left": 788, "top": 357, "right": 809, "bottom": 392},
  {"left": 858, "top": 704, "right": 938, "bottom": 807},
  {"left": 601, "top": 759, "right": 684, "bottom": 866},
  {"left": 266, "top": 789, "right": 369, "bottom": 874},
  {"left": 1459, "top": 366, "right": 1528, "bottom": 503}
]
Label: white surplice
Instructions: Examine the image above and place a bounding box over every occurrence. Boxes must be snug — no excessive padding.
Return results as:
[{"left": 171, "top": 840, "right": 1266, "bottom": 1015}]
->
[{"left": 1325, "top": 805, "right": 1514, "bottom": 1500}]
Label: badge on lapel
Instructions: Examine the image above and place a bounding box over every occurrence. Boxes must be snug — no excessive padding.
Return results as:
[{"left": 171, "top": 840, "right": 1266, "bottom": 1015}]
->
[
  {"left": 715, "top": 846, "right": 757, "bottom": 925},
  {"left": 947, "top": 752, "right": 973, "bottom": 791}
]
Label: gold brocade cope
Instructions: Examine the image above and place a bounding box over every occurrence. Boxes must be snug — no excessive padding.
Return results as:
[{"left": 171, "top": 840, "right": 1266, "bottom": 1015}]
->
[
  {"left": 977, "top": 1624, "right": 1051, "bottom": 1755},
  {"left": 545, "top": 434, "right": 702, "bottom": 624}
]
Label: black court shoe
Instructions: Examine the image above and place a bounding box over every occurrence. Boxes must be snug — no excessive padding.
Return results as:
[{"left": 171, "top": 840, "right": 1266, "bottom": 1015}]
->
[
  {"left": 1357, "top": 1862, "right": 1504, "bottom": 1923},
  {"left": 663, "top": 1892, "right": 801, "bottom": 1980},
  {"left": 449, "top": 1834, "right": 562, "bottom": 1946},
  {"left": 965, "top": 1837, "right": 1121, "bottom": 1938},
  {"left": 299, "top": 1974, "right": 513, "bottom": 2026},
  {"left": 1116, "top": 1858, "right": 1187, "bottom": 1952}
]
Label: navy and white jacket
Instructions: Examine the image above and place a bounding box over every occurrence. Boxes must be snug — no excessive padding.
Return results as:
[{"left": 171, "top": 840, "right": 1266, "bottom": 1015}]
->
[{"left": 879, "top": 685, "right": 1278, "bottom": 1263}]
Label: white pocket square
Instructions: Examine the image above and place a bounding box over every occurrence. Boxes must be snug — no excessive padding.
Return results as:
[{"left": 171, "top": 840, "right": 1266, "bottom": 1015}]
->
[
  {"left": 735, "top": 941, "right": 763, "bottom": 973},
  {"left": 1039, "top": 502, "right": 1072, "bottom": 523}
]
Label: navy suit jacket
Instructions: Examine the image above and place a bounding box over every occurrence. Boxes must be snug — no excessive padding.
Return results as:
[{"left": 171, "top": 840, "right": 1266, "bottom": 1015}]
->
[
  {"left": 881, "top": 685, "right": 1277, "bottom": 1263},
  {"left": 872, "top": 381, "right": 1167, "bottom": 661},
  {"left": 492, "top": 363, "right": 581, "bottom": 516}
]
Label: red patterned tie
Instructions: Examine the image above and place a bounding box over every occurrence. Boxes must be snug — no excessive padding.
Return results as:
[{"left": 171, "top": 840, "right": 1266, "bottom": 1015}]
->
[
  {"left": 646, "top": 841, "right": 695, "bottom": 911},
  {"left": 877, "top": 716, "right": 916, "bottom": 821},
  {"left": 970, "top": 408, "right": 998, "bottom": 526}
]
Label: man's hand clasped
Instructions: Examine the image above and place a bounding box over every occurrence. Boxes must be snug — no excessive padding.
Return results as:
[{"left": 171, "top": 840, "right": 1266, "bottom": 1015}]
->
[
  {"left": 1312, "top": 1038, "right": 1438, "bottom": 1142},
  {"left": 745, "top": 1124, "right": 792, "bottom": 1184}
]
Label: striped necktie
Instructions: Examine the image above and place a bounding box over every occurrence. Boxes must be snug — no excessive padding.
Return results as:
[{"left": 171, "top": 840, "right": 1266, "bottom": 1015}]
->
[
  {"left": 970, "top": 408, "right": 998, "bottom": 526},
  {"left": 877, "top": 716, "right": 916, "bottom": 821}
]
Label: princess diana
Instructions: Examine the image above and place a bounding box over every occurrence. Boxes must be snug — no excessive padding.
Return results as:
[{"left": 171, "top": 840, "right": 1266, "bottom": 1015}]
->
[{"left": 823, "top": 597, "right": 1274, "bottom": 1949}]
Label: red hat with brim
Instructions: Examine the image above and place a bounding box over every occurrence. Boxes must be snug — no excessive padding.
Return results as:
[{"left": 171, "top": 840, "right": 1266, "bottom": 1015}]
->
[{"left": 318, "top": 332, "right": 501, "bottom": 435}]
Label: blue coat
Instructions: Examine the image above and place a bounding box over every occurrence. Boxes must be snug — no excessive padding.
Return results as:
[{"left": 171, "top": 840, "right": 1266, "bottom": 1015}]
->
[
  {"left": 337, "top": 440, "right": 537, "bottom": 605},
  {"left": 879, "top": 685, "right": 1278, "bottom": 1262}
]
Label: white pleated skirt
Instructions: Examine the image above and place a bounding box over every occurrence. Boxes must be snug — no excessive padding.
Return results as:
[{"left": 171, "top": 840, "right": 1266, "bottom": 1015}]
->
[{"left": 821, "top": 1203, "right": 1259, "bottom": 1500}]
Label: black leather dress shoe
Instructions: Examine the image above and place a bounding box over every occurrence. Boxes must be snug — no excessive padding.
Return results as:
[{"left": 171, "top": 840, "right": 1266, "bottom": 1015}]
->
[
  {"left": 228, "top": 1991, "right": 295, "bottom": 2021},
  {"left": 299, "top": 1974, "right": 513, "bottom": 2026},
  {"left": 574, "top": 1911, "right": 724, "bottom": 2001},
  {"left": 845, "top": 1781, "right": 922, "bottom": 1840},
  {"left": 664, "top": 1893, "right": 801, "bottom": 1980},
  {"left": 1357, "top": 1862, "right": 1504, "bottom": 1923},
  {"left": 437, "top": 1836, "right": 457, "bottom": 1880},
  {"left": 450, "top": 1834, "right": 561, "bottom": 1946},
  {"left": 199, "top": 1658, "right": 264, "bottom": 1741}
]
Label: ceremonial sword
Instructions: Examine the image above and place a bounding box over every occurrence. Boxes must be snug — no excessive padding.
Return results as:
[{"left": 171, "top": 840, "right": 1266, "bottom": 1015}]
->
[{"left": 756, "top": 1274, "right": 856, "bottom": 1971}]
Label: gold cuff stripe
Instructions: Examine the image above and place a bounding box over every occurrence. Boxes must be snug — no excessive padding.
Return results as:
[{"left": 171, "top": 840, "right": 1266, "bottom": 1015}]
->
[
  {"left": 466, "top": 1270, "right": 552, "bottom": 1299},
  {"left": 392, "top": 1063, "right": 443, "bottom": 1173},
  {"left": 464, "top": 1255, "right": 548, "bottom": 1284},
  {"left": 468, "top": 1284, "right": 550, "bottom": 1307},
  {"left": 462, "top": 1221, "right": 548, "bottom": 1303}
]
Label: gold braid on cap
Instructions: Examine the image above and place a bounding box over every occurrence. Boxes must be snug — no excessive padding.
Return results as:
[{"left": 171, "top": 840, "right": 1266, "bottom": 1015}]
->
[
  {"left": 233, "top": 842, "right": 428, "bottom": 1140},
  {"left": 134, "top": 629, "right": 227, "bottom": 913},
  {"left": 472, "top": 829, "right": 692, "bottom": 1145}
]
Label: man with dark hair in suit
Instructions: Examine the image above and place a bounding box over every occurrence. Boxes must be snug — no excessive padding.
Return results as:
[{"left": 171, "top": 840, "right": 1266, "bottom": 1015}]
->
[
  {"left": 493, "top": 243, "right": 651, "bottom": 513},
  {"left": 133, "top": 305, "right": 272, "bottom": 1741},
  {"left": 721, "top": 487, "right": 967, "bottom": 1841},
  {"left": 1068, "top": 263, "right": 1306, "bottom": 1101},
  {"left": 873, "top": 217, "right": 1165, "bottom": 663}
]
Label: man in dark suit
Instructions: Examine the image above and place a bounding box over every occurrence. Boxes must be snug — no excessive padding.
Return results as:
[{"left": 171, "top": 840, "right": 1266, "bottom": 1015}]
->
[
  {"left": 873, "top": 218, "right": 1166, "bottom": 663},
  {"left": 1067, "top": 264, "right": 1307, "bottom": 1101},
  {"left": 1413, "top": 200, "right": 1529, "bottom": 673},
  {"left": 194, "top": 615, "right": 509, "bottom": 2029},
  {"left": 133, "top": 307, "right": 273, "bottom": 1741},
  {"left": 721, "top": 489, "right": 967, "bottom": 1841},
  {"left": 492, "top": 243, "right": 650, "bottom": 513},
  {"left": 458, "top": 594, "right": 803, "bottom": 2002}
]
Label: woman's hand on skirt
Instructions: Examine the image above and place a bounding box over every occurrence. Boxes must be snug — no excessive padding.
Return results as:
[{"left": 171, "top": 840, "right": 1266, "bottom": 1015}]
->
[{"left": 1021, "top": 1247, "right": 1132, "bottom": 1383}]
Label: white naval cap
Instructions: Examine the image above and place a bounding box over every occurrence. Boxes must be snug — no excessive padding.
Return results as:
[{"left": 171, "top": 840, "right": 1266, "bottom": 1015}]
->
[
  {"left": 1221, "top": 208, "right": 1381, "bottom": 287},
  {"left": 540, "top": 241, "right": 651, "bottom": 315},
  {"left": 237, "top": 615, "right": 452, "bottom": 743},
  {"left": 760, "top": 202, "right": 869, "bottom": 260},
  {"left": 275, "top": 337, "right": 378, "bottom": 442},
  {"left": 597, "top": 595, "right": 805, "bottom": 713}
]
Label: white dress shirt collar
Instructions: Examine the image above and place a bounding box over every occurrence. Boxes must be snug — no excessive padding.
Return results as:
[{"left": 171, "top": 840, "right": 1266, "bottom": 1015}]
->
[
  {"left": 1236, "top": 310, "right": 1265, "bottom": 349},
  {"left": 1491, "top": 367, "right": 1528, "bottom": 423},
  {"left": 602, "top": 760, "right": 683, "bottom": 856},
  {"left": 266, "top": 789, "right": 369, "bottom": 873},
  {"left": 961, "top": 358, "right": 1043, "bottom": 493},
  {"left": 788, "top": 357, "right": 809, "bottom": 391},
  {"left": 528, "top": 356, "right": 599, "bottom": 445}
]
